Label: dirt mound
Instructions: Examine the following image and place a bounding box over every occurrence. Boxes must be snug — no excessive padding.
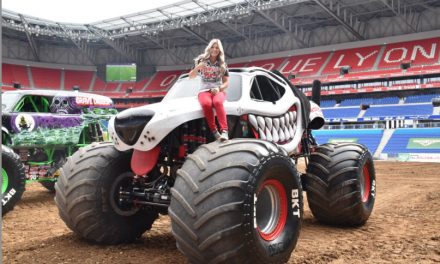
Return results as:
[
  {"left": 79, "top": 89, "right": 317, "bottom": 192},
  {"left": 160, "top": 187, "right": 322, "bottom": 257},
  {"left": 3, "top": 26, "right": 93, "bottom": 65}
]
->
[{"left": 2, "top": 162, "right": 440, "bottom": 263}]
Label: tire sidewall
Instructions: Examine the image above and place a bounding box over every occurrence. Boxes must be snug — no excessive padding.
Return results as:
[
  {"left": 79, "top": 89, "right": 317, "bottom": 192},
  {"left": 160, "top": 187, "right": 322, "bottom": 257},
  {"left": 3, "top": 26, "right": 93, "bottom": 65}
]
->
[
  {"left": 93, "top": 150, "right": 158, "bottom": 239},
  {"left": 96, "top": 152, "right": 142, "bottom": 221},
  {"left": 358, "top": 150, "right": 376, "bottom": 216},
  {"left": 246, "top": 154, "right": 303, "bottom": 262},
  {"left": 2, "top": 149, "right": 26, "bottom": 214}
]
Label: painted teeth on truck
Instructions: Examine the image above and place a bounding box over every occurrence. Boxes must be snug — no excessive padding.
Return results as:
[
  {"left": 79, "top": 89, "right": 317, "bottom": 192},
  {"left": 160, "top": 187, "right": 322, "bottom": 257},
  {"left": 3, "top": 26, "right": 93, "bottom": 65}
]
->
[{"left": 248, "top": 112, "right": 296, "bottom": 143}]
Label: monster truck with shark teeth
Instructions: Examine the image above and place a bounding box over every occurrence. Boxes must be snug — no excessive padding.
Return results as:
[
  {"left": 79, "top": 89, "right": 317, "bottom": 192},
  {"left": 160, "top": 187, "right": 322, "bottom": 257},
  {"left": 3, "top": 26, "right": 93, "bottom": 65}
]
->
[
  {"left": 1, "top": 89, "right": 117, "bottom": 215},
  {"left": 55, "top": 68, "right": 376, "bottom": 263}
]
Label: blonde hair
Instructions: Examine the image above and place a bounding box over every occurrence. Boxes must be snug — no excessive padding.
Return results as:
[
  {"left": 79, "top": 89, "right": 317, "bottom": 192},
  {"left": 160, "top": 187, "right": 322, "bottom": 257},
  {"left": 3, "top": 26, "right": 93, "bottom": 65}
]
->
[{"left": 194, "top": 39, "right": 227, "bottom": 75}]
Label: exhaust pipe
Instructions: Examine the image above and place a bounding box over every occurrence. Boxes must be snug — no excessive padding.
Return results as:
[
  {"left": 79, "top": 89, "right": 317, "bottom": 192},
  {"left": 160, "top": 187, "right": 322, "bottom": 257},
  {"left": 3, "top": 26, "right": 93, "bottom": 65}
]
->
[{"left": 312, "top": 80, "right": 321, "bottom": 106}]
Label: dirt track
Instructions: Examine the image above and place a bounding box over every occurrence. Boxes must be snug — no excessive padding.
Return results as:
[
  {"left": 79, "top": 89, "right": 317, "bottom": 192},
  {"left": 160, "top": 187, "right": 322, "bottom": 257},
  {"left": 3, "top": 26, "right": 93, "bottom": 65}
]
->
[{"left": 2, "top": 161, "right": 440, "bottom": 263}]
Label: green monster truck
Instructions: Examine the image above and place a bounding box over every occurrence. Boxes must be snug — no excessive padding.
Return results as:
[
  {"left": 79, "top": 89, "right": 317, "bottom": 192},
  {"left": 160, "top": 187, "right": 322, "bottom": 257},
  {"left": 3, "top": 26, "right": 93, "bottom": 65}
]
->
[{"left": 1, "top": 89, "right": 117, "bottom": 215}]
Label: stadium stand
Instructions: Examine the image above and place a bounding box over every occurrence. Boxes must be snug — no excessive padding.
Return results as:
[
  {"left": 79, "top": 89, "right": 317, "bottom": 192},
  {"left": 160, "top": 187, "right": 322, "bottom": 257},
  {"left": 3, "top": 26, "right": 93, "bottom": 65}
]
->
[
  {"left": 145, "top": 70, "right": 186, "bottom": 91},
  {"left": 280, "top": 52, "right": 331, "bottom": 77},
  {"left": 246, "top": 57, "right": 286, "bottom": 71},
  {"left": 319, "top": 99, "right": 337, "bottom": 108},
  {"left": 321, "top": 107, "right": 360, "bottom": 119},
  {"left": 363, "top": 104, "right": 433, "bottom": 118},
  {"left": 377, "top": 37, "right": 440, "bottom": 69},
  {"left": 30, "top": 67, "right": 62, "bottom": 90},
  {"left": 339, "top": 98, "right": 374, "bottom": 107},
  {"left": 134, "top": 77, "right": 150, "bottom": 92},
  {"left": 64, "top": 69, "right": 94, "bottom": 91},
  {"left": 405, "top": 93, "right": 439, "bottom": 103},
  {"left": 382, "top": 128, "right": 440, "bottom": 154},
  {"left": 321, "top": 45, "right": 382, "bottom": 75},
  {"left": 229, "top": 62, "right": 248, "bottom": 68},
  {"left": 339, "top": 96, "right": 400, "bottom": 106},
  {"left": 312, "top": 129, "right": 384, "bottom": 154},
  {"left": 2, "top": 64, "right": 30, "bottom": 88}
]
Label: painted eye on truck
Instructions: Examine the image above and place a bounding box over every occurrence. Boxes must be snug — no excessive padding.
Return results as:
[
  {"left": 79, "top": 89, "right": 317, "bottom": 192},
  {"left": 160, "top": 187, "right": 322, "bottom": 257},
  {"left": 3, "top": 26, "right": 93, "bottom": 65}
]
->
[{"left": 114, "top": 115, "right": 153, "bottom": 146}]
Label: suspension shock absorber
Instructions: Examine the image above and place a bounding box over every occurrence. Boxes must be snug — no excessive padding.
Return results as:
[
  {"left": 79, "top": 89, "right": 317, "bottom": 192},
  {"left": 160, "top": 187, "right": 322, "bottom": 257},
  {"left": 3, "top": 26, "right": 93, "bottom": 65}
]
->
[
  {"left": 181, "top": 123, "right": 189, "bottom": 157},
  {"left": 95, "top": 122, "right": 104, "bottom": 142},
  {"left": 88, "top": 123, "right": 98, "bottom": 142}
]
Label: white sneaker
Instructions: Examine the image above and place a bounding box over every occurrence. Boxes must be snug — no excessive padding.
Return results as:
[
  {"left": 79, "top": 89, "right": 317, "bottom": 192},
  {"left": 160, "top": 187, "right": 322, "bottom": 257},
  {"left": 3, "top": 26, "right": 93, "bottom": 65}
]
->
[
  {"left": 219, "top": 130, "right": 229, "bottom": 142},
  {"left": 213, "top": 130, "right": 221, "bottom": 140}
]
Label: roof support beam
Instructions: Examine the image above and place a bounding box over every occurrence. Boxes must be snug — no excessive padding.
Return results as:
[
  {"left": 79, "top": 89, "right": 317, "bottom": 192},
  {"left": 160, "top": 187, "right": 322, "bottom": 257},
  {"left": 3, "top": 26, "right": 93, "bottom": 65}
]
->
[
  {"left": 57, "top": 23, "right": 97, "bottom": 65},
  {"left": 141, "top": 35, "right": 187, "bottom": 64},
  {"left": 86, "top": 25, "right": 138, "bottom": 62},
  {"left": 313, "top": 0, "right": 365, "bottom": 40},
  {"left": 18, "top": 14, "right": 40, "bottom": 61},
  {"left": 242, "top": 0, "right": 308, "bottom": 48},
  {"left": 379, "top": 0, "right": 417, "bottom": 32},
  {"left": 181, "top": 26, "right": 210, "bottom": 44},
  {"left": 121, "top": 16, "right": 188, "bottom": 63},
  {"left": 218, "top": 21, "right": 263, "bottom": 53}
]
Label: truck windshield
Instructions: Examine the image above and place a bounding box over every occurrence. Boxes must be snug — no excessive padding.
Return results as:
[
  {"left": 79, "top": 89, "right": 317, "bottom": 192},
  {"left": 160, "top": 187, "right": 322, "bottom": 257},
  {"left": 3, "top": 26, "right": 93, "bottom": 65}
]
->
[{"left": 163, "top": 74, "right": 242, "bottom": 102}]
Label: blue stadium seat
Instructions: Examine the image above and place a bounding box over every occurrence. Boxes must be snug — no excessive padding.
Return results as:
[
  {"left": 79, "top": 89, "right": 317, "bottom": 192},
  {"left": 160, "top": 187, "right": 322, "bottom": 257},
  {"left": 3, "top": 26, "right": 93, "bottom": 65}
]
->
[
  {"left": 312, "top": 129, "right": 384, "bottom": 154},
  {"left": 322, "top": 107, "right": 360, "bottom": 119},
  {"left": 364, "top": 104, "right": 433, "bottom": 118},
  {"left": 320, "top": 100, "right": 337, "bottom": 108},
  {"left": 405, "top": 94, "right": 440, "bottom": 103},
  {"left": 382, "top": 128, "right": 440, "bottom": 154}
]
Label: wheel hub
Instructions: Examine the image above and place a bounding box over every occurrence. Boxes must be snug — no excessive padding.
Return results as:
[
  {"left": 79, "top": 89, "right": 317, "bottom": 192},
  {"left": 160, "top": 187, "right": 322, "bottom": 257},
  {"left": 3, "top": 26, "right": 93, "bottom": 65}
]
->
[{"left": 256, "top": 179, "right": 288, "bottom": 241}]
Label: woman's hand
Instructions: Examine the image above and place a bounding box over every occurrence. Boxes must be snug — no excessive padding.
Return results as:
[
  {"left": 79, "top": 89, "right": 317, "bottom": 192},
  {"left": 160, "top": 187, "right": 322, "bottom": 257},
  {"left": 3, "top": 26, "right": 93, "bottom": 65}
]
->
[
  {"left": 210, "top": 87, "right": 220, "bottom": 95},
  {"left": 189, "top": 61, "right": 206, "bottom": 79},
  {"left": 196, "top": 61, "right": 206, "bottom": 70}
]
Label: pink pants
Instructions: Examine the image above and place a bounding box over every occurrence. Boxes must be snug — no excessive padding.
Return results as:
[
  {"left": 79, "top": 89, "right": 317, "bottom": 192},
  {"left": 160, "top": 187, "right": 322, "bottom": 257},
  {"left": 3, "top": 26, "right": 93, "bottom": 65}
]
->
[{"left": 198, "top": 91, "right": 228, "bottom": 132}]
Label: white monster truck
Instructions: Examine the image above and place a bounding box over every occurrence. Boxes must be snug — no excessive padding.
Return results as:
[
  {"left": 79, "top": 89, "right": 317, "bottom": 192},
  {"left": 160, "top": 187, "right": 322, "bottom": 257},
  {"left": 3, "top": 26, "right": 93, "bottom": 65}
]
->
[{"left": 55, "top": 68, "right": 376, "bottom": 263}]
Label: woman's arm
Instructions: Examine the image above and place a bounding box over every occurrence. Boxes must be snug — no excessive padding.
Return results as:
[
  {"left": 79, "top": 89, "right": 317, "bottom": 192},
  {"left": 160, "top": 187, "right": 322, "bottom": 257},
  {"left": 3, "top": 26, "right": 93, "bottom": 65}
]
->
[
  {"left": 189, "top": 61, "right": 206, "bottom": 79},
  {"left": 219, "top": 75, "right": 229, "bottom": 91},
  {"left": 211, "top": 75, "right": 229, "bottom": 94}
]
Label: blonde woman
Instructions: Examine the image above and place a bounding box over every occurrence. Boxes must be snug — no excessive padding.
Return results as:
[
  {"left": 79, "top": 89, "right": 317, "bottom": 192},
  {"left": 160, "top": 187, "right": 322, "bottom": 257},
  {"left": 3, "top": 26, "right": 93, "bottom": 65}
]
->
[{"left": 189, "top": 39, "right": 229, "bottom": 141}]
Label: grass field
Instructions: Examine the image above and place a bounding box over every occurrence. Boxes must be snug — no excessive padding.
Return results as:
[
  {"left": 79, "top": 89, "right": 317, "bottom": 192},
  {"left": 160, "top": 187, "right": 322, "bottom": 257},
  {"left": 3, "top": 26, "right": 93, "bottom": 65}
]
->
[{"left": 106, "top": 64, "right": 136, "bottom": 82}]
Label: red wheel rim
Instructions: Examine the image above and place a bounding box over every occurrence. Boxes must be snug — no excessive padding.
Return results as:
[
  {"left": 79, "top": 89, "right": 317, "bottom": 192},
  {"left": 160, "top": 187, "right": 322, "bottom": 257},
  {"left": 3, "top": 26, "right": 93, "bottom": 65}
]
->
[
  {"left": 256, "top": 179, "right": 288, "bottom": 241},
  {"left": 361, "top": 163, "right": 371, "bottom": 203}
]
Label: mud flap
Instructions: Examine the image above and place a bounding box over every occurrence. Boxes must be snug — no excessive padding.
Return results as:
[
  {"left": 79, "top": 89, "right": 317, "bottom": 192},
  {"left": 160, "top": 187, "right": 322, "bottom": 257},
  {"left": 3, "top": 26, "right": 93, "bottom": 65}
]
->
[{"left": 130, "top": 146, "right": 161, "bottom": 176}]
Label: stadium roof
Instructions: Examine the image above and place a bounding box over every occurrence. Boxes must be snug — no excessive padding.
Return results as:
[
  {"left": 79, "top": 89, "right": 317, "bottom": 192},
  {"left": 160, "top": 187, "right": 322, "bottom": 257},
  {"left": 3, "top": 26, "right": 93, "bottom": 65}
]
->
[{"left": 3, "top": 0, "right": 440, "bottom": 65}]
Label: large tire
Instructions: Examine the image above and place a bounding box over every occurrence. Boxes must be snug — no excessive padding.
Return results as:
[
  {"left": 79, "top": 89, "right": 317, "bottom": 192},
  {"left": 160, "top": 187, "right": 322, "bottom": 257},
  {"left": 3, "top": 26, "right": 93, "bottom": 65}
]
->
[
  {"left": 169, "top": 139, "right": 303, "bottom": 264},
  {"left": 2, "top": 145, "right": 26, "bottom": 215},
  {"left": 305, "top": 143, "right": 376, "bottom": 226},
  {"left": 54, "top": 142, "right": 159, "bottom": 244}
]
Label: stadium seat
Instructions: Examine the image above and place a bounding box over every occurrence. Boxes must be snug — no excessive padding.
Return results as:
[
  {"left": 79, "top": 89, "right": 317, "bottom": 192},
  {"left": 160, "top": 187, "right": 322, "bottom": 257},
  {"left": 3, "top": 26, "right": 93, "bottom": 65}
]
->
[
  {"left": 280, "top": 52, "right": 331, "bottom": 77},
  {"left": 321, "top": 45, "right": 382, "bottom": 75},
  {"left": 364, "top": 104, "right": 433, "bottom": 117},
  {"left": 64, "top": 69, "right": 94, "bottom": 91},
  {"left": 378, "top": 37, "right": 440, "bottom": 69},
  {"left": 145, "top": 70, "right": 186, "bottom": 91},
  {"left": 382, "top": 128, "right": 440, "bottom": 155},
  {"left": 312, "top": 129, "right": 384, "bottom": 154},
  {"left": 31, "top": 67, "right": 62, "bottom": 89},
  {"left": 2, "top": 64, "right": 31, "bottom": 88},
  {"left": 246, "top": 57, "right": 286, "bottom": 71}
]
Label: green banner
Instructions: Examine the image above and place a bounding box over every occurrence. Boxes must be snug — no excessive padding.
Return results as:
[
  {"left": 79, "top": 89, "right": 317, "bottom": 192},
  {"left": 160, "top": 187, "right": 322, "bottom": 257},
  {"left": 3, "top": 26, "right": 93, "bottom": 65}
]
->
[
  {"left": 407, "top": 138, "right": 440, "bottom": 149},
  {"left": 328, "top": 138, "right": 358, "bottom": 143}
]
